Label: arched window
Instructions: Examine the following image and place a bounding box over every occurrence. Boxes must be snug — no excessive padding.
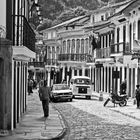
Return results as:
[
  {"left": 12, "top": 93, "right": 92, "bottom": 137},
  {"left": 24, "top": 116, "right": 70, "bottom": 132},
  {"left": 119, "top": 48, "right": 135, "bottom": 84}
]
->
[
  {"left": 48, "top": 46, "right": 51, "bottom": 59},
  {"left": 63, "top": 41, "right": 66, "bottom": 54},
  {"left": 81, "top": 39, "right": 84, "bottom": 54},
  {"left": 52, "top": 46, "right": 55, "bottom": 59},
  {"left": 56, "top": 46, "right": 59, "bottom": 59},
  {"left": 85, "top": 38, "right": 89, "bottom": 54},
  {"left": 67, "top": 40, "right": 70, "bottom": 54},
  {"left": 71, "top": 39, "right": 75, "bottom": 54},
  {"left": 76, "top": 39, "right": 80, "bottom": 54}
]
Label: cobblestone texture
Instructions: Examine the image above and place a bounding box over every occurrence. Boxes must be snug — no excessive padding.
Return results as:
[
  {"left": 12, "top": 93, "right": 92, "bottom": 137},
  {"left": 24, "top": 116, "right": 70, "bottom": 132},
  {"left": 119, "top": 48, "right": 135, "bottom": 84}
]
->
[{"left": 53, "top": 99, "right": 140, "bottom": 140}]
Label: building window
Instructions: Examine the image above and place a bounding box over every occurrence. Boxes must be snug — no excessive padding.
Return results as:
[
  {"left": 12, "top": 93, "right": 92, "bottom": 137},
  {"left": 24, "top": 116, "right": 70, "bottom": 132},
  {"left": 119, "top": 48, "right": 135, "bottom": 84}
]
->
[
  {"left": 76, "top": 39, "right": 80, "bottom": 54},
  {"left": 67, "top": 40, "right": 70, "bottom": 53},
  {"left": 72, "top": 39, "right": 75, "bottom": 53},
  {"left": 48, "top": 46, "right": 51, "bottom": 59},
  {"left": 138, "top": 20, "right": 140, "bottom": 40},
  {"left": 101, "top": 15, "right": 104, "bottom": 21},
  {"left": 52, "top": 46, "right": 55, "bottom": 59},
  {"left": 81, "top": 39, "right": 84, "bottom": 54},
  {"left": 85, "top": 38, "right": 89, "bottom": 54},
  {"left": 63, "top": 41, "right": 66, "bottom": 54}
]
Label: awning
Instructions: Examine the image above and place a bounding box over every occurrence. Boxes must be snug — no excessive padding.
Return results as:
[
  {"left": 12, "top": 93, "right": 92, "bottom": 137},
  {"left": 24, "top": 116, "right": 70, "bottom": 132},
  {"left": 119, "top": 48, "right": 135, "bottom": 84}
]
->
[{"left": 13, "top": 45, "right": 36, "bottom": 61}]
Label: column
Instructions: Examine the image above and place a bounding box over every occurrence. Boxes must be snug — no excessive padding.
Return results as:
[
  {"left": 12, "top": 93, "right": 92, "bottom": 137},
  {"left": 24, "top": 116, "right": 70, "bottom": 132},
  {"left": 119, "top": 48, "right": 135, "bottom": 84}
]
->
[
  {"left": 82, "top": 67, "right": 85, "bottom": 76},
  {"left": 11, "top": 60, "right": 14, "bottom": 130},
  {"left": 117, "top": 66, "right": 120, "bottom": 94},
  {"left": 95, "top": 68, "right": 97, "bottom": 91},
  {"left": 134, "top": 67, "right": 138, "bottom": 97},
  {"left": 126, "top": 65, "right": 129, "bottom": 96},
  {"left": 67, "top": 66, "right": 70, "bottom": 84},
  {"left": 122, "top": 66, "right": 124, "bottom": 81},
  {"left": 110, "top": 66, "right": 112, "bottom": 92},
  {"left": 131, "top": 68, "right": 133, "bottom": 97},
  {"left": 77, "top": 70, "right": 79, "bottom": 76},
  {"left": 62, "top": 66, "right": 65, "bottom": 80},
  {"left": 104, "top": 66, "right": 106, "bottom": 92},
  {"left": 107, "top": 67, "right": 109, "bottom": 93},
  {"left": 101, "top": 67, "right": 103, "bottom": 92},
  {"left": 47, "top": 70, "right": 51, "bottom": 87},
  {"left": 72, "top": 68, "right": 74, "bottom": 77}
]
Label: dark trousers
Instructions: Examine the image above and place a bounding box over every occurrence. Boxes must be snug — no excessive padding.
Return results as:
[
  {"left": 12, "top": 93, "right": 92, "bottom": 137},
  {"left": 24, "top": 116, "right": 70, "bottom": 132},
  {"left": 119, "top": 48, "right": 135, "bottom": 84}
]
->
[
  {"left": 42, "top": 100, "right": 49, "bottom": 117},
  {"left": 136, "top": 96, "right": 140, "bottom": 108}
]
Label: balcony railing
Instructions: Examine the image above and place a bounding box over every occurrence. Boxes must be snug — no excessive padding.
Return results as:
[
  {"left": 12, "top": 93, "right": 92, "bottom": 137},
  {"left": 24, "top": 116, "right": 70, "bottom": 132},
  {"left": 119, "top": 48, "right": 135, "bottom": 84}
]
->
[
  {"left": 45, "top": 59, "right": 59, "bottom": 66},
  {"left": 58, "top": 54, "right": 93, "bottom": 62},
  {"left": 110, "top": 42, "right": 130, "bottom": 54},
  {"left": 96, "top": 48, "right": 111, "bottom": 59},
  {"left": 28, "top": 62, "right": 45, "bottom": 67},
  {"left": 13, "top": 15, "right": 36, "bottom": 52}
]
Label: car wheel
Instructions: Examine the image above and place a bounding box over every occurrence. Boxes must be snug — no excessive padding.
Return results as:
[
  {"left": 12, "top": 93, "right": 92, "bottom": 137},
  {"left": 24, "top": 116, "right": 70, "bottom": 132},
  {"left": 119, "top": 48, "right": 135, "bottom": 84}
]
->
[
  {"left": 73, "top": 95, "right": 75, "bottom": 99},
  {"left": 70, "top": 98, "right": 73, "bottom": 102}
]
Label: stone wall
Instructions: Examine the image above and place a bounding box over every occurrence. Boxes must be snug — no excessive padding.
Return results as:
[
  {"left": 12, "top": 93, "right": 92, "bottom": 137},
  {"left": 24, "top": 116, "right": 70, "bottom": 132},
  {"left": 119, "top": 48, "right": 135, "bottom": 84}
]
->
[{"left": 0, "top": 38, "right": 12, "bottom": 130}]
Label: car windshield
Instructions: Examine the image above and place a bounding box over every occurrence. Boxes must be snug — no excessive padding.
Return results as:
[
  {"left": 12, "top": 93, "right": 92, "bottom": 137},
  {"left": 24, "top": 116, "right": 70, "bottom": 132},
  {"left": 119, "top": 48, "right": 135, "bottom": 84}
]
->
[
  {"left": 74, "top": 78, "right": 91, "bottom": 85},
  {"left": 53, "top": 85, "right": 69, "bottom": 90}
]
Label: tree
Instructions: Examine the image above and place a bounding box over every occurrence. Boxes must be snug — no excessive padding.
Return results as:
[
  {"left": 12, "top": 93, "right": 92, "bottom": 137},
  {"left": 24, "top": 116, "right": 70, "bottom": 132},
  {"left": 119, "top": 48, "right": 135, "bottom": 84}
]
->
[
  {"left": 37, "top": 18, "right": 53, "bottom": 31},
  {"left": 57, "top": 6, "right": 88, "bottom": 22}
]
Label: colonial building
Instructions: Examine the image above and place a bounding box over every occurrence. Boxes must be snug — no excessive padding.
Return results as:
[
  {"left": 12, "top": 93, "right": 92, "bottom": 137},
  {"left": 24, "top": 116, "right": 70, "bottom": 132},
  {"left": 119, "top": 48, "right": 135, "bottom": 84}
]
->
[
  {"left": 0, "top": 0, "right": 36, "bottom": 131},
  {"left": 88, "top": 0, "right": 140, "bottom": 97},
  {"left": 42, "top": 15, "right": 94, "bottom": 87},
  {"left": 35, "top": 0, "right": 139, "bottom": 99}
]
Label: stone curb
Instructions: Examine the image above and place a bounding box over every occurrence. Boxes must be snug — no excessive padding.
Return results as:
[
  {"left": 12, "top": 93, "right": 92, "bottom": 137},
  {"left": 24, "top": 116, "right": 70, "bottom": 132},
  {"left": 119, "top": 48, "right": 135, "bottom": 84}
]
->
[
  {"left": 49, "top": 104, "right": 69, "bottom": 140},
  {"left": 110, "top": 109, "right": 140, "bottom": 122}
]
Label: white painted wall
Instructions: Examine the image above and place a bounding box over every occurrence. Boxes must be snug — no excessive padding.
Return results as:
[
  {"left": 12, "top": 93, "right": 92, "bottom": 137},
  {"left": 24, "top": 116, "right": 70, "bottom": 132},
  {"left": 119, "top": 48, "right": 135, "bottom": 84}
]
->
[{"left": 0, "top": 0, "right": 6, "bottom": 27}]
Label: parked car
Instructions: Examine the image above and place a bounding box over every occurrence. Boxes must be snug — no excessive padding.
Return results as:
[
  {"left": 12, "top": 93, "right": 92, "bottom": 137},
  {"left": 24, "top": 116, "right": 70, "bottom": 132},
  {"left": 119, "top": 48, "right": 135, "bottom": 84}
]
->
[
  {"left": 50, "top": 84, "right": 73, "bottom": 102},
  {"left": 70, "top": 76, "right": 93, "bottom": 99}
]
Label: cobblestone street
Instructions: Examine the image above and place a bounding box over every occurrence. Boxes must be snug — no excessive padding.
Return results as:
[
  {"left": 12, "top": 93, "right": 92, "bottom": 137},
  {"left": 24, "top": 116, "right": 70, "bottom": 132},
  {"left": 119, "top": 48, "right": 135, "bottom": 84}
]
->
[{"left": 53, "top": 98, "right": 140, "bottom": 140}]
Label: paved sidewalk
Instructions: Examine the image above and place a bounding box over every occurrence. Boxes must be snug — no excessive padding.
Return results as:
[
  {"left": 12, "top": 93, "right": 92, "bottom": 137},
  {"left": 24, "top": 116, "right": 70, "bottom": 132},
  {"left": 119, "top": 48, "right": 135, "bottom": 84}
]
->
[
  {"left": 92, "top": 91, "right": 140, "bottom": 121},
  {"left": 0, "top": 89, "right": 67, "bottom": 140}
]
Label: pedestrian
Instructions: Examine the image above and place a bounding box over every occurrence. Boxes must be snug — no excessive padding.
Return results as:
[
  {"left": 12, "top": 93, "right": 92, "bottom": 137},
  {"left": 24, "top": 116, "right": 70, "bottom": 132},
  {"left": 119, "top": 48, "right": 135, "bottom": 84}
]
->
[
  {"left": 135, "top": 85, "right": 140, "bottom": 109},
  {"left": 120, "top": 79, "right": 127, "bottom": 95},
  {"left": 38, "top": 80, "right": 50, "bottom": 117},
  {"left": 28, "top": 79, "right": 33, "bottom": 95}
]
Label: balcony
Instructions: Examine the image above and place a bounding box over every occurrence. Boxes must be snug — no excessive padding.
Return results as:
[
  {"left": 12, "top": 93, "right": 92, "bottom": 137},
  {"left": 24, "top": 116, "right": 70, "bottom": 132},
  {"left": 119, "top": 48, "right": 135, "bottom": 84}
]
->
[
  {"left": 45, "top": 59, "right": 59, "bottom": 66},
  {"left": 28, "top": 62, "right": 45, "bottom": 68},
  {"left": 13, "top": 15, "right": 36, "bottom": 52},
  {"left": 96, "top": 48, "right": 111, "bottom": 59},
  {"left": 110, "top": 42, "right": 130, "bottom": 56},
  {"left": 58, "top": 54, "right": 93, "bottom": 63}
]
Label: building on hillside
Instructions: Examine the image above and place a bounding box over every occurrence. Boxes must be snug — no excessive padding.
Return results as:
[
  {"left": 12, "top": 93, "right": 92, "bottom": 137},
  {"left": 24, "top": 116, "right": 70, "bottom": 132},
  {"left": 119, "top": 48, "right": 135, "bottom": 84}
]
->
[
  {"left": 0, "top": 0, "right": 37, "bottom": 131},
  {"left": 41, "top": 15, "right": 95, "bottom": 87}
]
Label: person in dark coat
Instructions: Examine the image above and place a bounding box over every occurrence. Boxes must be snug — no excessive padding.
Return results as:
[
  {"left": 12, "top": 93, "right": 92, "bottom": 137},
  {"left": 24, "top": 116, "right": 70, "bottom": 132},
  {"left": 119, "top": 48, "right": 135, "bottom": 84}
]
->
[
  {"left": 38, "top": 80, "right": 50, "bottom": 117},
  {"left": 120, "top": 80, "right": 127, "bottom": 95},
  {"left": 135, "top": 85, "right": 140, "bottom": 109}
]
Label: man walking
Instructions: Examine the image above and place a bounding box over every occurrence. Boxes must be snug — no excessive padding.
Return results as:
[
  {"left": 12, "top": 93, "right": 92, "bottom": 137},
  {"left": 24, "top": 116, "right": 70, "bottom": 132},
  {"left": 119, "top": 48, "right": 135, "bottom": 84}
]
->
[
  {"left": 135, "top": 85, "right": 140, "bottom": 109},
  {"left": 38, "top": 80, "right": 50, "bottom": 117}
]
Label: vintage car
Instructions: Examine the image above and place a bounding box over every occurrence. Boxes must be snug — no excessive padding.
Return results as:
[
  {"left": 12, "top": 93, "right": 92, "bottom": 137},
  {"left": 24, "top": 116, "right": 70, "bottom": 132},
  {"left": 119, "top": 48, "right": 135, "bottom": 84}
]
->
[
  {"left": 70, "top": 76, "right": 93, "bottom": 99},
  {"left": 50, "top": 84, "right": 73, "bottom": 102}
]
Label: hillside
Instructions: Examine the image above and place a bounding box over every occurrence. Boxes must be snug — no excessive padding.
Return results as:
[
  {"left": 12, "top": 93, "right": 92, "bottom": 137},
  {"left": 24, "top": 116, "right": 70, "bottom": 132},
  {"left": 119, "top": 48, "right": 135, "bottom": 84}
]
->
[{"left": 35, "top": 0, "right": 126, "bottom": 31}]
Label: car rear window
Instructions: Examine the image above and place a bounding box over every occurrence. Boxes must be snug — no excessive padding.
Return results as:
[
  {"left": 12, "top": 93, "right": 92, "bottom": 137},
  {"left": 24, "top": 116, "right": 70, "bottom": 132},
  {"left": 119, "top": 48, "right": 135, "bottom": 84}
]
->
[{"left": 53, "top": 85, "right": 69, "bottom": 90}]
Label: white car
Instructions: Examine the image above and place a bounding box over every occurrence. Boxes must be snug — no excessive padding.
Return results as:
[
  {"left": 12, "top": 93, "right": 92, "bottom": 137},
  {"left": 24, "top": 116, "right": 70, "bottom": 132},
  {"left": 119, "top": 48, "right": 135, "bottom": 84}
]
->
[{"left": 50, "top": 84, "right": 73, "bottom": 102}]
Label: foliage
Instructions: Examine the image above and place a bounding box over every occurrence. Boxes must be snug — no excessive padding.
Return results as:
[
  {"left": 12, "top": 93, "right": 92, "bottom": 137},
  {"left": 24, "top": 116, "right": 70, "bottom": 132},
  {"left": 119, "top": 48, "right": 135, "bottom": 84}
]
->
[{"left": 34, "top": 0, "right": 126, "bottom": 31}]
